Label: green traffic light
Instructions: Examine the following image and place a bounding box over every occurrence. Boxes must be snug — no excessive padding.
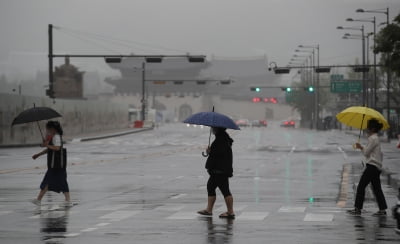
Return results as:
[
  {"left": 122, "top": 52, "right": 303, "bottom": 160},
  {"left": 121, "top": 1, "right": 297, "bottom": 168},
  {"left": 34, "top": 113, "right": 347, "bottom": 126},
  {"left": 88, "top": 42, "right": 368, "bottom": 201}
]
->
[
  {"left": 309, "top": 197, "right": 314, "bottom": 203},
  {"left": 286, "top": 87, "right": 291, "bottom": 92},
  {"left": 255, "top": 87, "right": 261, "bottom": 92},
  {"left": 308, "top": 86, "right": 314, "bottom": 92}
]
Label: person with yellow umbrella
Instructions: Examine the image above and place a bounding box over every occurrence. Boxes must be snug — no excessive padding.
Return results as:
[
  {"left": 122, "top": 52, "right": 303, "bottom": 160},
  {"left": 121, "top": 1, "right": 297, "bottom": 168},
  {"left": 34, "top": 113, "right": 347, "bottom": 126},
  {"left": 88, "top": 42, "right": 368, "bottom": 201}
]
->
[{"left": 336, "top": 106, "right": 389, "bottom": 216}]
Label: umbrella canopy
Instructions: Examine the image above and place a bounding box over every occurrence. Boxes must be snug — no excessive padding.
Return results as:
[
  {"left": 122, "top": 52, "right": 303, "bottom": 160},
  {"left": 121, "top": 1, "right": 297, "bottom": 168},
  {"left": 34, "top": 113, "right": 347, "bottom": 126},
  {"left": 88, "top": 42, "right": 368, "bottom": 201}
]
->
[
  {"left": 12, "top": 107, "right": 62, "bottom": 126},
  {"left": 183, "top": 112, "right": 240, "bottom": 130},
  {"left": 336, "top": 106, "right": 389, "bottom": 130}
]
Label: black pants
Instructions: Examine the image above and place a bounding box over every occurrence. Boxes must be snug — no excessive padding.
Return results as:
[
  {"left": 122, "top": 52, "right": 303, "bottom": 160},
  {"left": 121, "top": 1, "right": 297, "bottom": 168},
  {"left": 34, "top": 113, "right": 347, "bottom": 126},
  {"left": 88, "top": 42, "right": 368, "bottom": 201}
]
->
[
  {"left": 355, "top": 164, "right": 387, "bottom": 210},
  {"left": 207, "top": 174, "right": 232, "bottom": 197}
]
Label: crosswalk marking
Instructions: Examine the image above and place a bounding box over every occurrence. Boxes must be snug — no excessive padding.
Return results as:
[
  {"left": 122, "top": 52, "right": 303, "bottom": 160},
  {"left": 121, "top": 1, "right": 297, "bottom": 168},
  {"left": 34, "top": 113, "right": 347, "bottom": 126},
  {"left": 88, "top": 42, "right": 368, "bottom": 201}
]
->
[
  {"left": 237, "top": 212, "right": 269, "bottom": 221},
  {"left": 92, "top": 204, "right": 130, "bottom": 211},
  {"left": 63, "top": 233, "right": 81, "bottom": 237},
  {"left": 169, "top": 194, "right": 187, "bottom": 199},
  {"left": 0, "top": 210, "right": 12, "bottom": 216},
  {"left": 155, "top": 205, "right": 185, "bottom": 211},
  {"left": 99, "top": 210, "right": 140, "bottom": 221},
  {"left": 81, "top": 227, "right": 98, "bottom": 232},
  {"left": 216, "top": 205, "right": 248, "bottom": 212},
  {"left": 278, "top": 206, "right": 306, "bottom": 213},
  {"left": 166, "top": 211, "right": 200, "bottom": 220},
  {"left": 303, "top": 213, "right": 334, "bottom": 222},
  {"left": 95, "top": 222, "right": 110, "bottom": 227}
]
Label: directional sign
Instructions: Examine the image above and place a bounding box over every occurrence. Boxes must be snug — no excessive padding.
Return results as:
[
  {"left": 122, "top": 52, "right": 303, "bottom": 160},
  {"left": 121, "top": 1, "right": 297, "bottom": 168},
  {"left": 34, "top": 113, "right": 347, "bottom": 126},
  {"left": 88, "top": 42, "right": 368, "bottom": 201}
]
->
[{"left": 330, "top": 80, "right": 362, "bottom": 93}]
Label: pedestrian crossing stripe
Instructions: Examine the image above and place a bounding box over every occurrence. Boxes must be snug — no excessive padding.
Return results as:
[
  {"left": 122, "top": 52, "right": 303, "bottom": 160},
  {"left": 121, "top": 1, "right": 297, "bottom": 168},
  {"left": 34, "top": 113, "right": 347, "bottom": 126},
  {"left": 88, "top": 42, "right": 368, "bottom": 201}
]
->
[
  {"left": 237, "top": 212, "right": 269, "bottom": 221},
  {"left": 99, "top": 210, "right": 140, "bottom": 221},
  {"left": 92, "top": 204, "right": 130, "bottom": 211},
  {"left": 216, "top": 205, "right": 248, "bottom": 212},
  {"left": 0, "top": 210, "right": 12, "bottom": 216},
  {"left": 155, "top": 205, "right": 185, "bottom": 211},
  {"left": 166, "top": 211, "right": 200, "bottom": 220},
  {"left": 303, "top": 213, "right": 334, "bottom": 222},
  {"left": 278, "top": 206, "right": 306, "bottom": 213}
]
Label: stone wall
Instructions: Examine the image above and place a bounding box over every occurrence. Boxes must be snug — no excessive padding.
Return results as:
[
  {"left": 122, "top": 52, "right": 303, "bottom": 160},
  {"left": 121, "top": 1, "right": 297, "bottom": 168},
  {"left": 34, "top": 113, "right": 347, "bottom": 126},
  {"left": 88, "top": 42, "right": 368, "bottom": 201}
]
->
[{"left": 0, "top": 94, "right": 129, "bottom": 145}]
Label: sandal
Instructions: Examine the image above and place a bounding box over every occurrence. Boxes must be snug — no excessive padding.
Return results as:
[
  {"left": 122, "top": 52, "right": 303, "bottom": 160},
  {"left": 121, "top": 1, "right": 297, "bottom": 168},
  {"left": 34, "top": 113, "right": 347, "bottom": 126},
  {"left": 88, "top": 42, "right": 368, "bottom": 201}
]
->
[
  {"left": 197, "top": 210, "right": 212, "bottom": 216},
  {"left": 219, "top": 212, "right": 235, "bottom": 219}
]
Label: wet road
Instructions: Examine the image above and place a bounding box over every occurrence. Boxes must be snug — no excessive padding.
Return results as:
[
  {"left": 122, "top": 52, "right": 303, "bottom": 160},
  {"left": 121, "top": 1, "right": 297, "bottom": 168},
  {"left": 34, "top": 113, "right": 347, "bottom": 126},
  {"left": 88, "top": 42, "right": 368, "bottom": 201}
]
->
[{"left": 0, "top": 123, "right": 399, "bottom": 243}]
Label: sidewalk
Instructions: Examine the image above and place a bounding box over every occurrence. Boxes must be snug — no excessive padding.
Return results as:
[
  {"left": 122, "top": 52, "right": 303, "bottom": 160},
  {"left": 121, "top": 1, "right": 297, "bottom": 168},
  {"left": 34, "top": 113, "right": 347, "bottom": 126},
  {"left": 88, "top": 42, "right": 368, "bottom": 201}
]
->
[{"left": 0, "top": 127, "right": 153, "bottom": 148}]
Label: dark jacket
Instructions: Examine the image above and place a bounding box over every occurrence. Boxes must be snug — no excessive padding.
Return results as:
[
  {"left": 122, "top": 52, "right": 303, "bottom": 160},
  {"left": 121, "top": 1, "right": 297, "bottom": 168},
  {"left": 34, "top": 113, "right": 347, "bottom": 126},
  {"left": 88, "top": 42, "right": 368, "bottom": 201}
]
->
[{"left": 205, "top": 131, "right": 233, "bottom": 177}]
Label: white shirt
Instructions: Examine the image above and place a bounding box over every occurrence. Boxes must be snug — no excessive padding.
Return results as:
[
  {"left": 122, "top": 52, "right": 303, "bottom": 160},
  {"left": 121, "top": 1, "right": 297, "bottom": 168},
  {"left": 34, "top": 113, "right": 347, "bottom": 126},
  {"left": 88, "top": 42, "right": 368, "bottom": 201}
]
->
[
  {"left": 362, "top": 133, "right": 383, "bottom": 169},
  {"left": 52, "top": 134, "right": 62, "bottom": 147}
]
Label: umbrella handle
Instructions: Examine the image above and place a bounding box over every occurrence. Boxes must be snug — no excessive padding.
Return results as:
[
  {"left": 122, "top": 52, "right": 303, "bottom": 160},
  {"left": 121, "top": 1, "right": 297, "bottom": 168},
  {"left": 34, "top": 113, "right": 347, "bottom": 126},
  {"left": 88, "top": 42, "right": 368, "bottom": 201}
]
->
[
  {"left": 202, "top": 151, "right": 209, "bottom": 157},
  {"left": 37, "top": 121, "right": 44, "bottom": 140}
]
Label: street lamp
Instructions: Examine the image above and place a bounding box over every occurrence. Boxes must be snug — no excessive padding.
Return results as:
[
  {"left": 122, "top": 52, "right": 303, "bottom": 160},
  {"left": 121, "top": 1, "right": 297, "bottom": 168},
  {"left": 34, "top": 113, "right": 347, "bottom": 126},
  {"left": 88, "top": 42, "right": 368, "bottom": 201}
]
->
[
  {"left": 298, "top": 44, "right": 320, "bottom": 129},
  {"left": 337, "top": 25, "right": 367, "bottom": 106},
  {"left": 356, "top": 7, "right": 391, "bottom": 140},
  {"left": 347, "top": 17, "right": 377, "bottom": 108}
]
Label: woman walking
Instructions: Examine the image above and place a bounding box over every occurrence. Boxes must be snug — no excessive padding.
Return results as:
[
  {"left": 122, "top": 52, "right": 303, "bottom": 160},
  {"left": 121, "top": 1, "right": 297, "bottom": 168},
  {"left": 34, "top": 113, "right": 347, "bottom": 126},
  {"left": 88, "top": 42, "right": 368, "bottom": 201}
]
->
[
  {"left": 198, "top": 127, "right": 235, "bottom": 219},
  {"left": 31, "top": 121, "right": 71, "bottom": 207},
  {"left": 348, "top": 118, "right": 388, "bottom": 216}
]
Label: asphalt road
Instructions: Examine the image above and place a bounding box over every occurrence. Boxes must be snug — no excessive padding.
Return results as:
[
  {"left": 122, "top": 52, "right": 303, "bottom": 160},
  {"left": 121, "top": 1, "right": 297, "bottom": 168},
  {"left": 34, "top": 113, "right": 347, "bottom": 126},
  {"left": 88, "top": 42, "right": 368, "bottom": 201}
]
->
[{"left": 0, "top": 123, "right": 399, "bottom": 244}]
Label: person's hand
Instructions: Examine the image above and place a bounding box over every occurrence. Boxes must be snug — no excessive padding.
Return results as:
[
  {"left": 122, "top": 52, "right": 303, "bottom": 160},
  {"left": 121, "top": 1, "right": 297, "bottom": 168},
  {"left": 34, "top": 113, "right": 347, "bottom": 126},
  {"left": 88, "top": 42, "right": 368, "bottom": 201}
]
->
[
  {"left": 206, "top": 146, "right": 211, "bottom": 154},
  {"left": 32, "top": 154, "right": 39, "bottom": 160},
  {"left": 355, "top": 143, "right": 363, "bottom": 150}
]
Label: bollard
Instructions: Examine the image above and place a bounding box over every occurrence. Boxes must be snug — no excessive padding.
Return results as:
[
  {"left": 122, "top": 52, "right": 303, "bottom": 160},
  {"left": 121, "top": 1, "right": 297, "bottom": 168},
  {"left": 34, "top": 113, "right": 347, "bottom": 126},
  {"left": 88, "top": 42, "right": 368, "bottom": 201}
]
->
[{"left": 393, "top": 188, "right": 400, "bottom": 234}]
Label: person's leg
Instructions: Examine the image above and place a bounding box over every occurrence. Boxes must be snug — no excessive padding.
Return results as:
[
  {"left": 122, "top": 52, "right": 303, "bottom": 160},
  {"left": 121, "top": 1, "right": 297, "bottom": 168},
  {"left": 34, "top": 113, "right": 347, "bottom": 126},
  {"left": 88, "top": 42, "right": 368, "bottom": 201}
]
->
[
  {"left": 198, "top": 175, "right": 217, "bottom": 214},
  {"left": 63, "top": 192, "right": 70, "bottom": 202},
  {"left": 218, "top": 177, "right": 234, "bottom": 215},
  {"left": 354, "top": 166, "right": 373, "bottom": 210},
  {"left": 370, "top": 169, "right": 388, "bottom": 211},
  {"left": 37, "top": 185, "right": 48, "bottom": 201}
]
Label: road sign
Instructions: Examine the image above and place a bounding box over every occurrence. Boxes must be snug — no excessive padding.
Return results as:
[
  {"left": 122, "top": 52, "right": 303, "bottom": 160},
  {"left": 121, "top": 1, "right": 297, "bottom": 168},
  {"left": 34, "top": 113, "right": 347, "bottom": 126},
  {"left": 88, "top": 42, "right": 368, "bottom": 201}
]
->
[
  {"left": 330, "top": 74, "right": 344, "bottom": 82},
  {"left": 330, "top": 80, "right": 362, "bottom": 93}
]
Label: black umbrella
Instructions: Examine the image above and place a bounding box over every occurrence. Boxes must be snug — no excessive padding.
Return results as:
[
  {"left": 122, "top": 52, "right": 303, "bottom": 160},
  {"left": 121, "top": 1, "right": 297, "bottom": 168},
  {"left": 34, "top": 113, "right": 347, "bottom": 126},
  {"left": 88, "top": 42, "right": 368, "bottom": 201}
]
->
[{"left": 11, "top": 105, "right": 62, "bottom": 139}]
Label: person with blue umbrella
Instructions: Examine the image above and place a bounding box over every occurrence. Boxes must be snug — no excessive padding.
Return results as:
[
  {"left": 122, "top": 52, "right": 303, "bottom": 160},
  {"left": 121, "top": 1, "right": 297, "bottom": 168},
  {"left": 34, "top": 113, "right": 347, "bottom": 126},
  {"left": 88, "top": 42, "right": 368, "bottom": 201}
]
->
[{"left": 184, "top": 108, "right": 239, "bottom": 219}]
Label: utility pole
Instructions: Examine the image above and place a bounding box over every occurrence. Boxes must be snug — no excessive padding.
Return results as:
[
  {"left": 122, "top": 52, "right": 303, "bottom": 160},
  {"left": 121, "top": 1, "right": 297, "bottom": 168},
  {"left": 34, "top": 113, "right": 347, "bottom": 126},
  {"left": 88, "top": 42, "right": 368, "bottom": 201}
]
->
[
  {"left": 141, "top": 62, "right": 146, "bottom": 121},
  {"left": 48, "top": 24, "right": 54, "bottom": 98}
]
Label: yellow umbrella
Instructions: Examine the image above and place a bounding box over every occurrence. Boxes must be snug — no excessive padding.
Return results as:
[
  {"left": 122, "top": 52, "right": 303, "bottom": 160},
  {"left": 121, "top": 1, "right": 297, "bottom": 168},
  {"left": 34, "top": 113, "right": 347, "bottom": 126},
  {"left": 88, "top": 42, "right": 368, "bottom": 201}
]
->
[
  {"left": 336, "top": 106, "right": 389, "bottom": 141},
  {"left": 336, "top": 106, "right": 389, "bottom": 130}
]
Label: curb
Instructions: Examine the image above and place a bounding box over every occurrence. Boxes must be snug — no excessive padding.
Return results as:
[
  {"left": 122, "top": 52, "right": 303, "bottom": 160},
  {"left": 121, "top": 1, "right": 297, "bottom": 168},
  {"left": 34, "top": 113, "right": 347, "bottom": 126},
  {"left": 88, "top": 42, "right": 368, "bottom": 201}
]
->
[
  {"left": 72, "top": 127, "right": 153, "bottom": 142},
  {"left": 0, "top": 127, "right": 154, "bottom": 148}
]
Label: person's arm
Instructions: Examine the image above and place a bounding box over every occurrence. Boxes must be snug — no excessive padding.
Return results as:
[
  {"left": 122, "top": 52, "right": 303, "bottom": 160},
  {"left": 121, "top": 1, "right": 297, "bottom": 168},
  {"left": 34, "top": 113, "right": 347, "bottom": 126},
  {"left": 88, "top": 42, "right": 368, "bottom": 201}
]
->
[
  {"left": 32, "top": 149, "right": 48, "bottom": 160},
  {"left": 360, "top": 137, "right": 378, "bottom": 158}
]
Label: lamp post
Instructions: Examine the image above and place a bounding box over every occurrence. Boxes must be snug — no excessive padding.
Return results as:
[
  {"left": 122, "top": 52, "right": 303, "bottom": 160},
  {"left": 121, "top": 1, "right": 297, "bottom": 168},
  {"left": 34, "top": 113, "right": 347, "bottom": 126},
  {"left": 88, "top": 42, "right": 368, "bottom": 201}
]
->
[
  {"left": 346, "top": 17, "right": 376, "bottom": 108},
  {"left": 356, "top": 7, "right": 391, "bottom": 140},
  {"left": 337, "top": 26, "right": 366, "bottom": 106},
  {"left": 298, "top": 45, "right": 319, "bottom": 129}
]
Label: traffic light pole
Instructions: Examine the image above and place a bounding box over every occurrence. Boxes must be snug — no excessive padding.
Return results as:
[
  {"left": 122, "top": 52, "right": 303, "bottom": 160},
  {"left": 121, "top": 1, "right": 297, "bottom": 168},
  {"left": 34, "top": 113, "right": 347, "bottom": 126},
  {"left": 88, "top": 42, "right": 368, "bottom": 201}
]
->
[{"left": 48, "top": 24, "right": 54, "bottom": 98}]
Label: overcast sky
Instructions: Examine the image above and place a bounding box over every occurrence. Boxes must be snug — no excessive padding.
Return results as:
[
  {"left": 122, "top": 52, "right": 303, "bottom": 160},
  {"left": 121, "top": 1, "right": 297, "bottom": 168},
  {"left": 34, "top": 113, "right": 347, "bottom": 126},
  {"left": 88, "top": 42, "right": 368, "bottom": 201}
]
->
[{"left": 0, "top": 0, "right": 399, "bottom": 80}]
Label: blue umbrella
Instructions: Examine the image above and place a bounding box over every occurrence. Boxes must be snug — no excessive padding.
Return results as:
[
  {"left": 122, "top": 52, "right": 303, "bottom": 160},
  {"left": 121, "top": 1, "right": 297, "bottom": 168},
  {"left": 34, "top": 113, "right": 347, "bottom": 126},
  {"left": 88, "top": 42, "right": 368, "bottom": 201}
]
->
[
  {"left": 183, "top": 109, "right": 239, "bottom": 157},
  {"left": 183, "top": 112, "right": 240, "bottom": 130}
]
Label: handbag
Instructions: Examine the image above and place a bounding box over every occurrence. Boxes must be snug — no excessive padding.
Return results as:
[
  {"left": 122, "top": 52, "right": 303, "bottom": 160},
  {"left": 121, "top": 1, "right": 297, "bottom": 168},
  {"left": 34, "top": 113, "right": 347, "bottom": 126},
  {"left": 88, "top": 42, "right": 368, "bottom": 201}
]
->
[{"left": 47, "top": 136, "right": 67, "bottom": 169}]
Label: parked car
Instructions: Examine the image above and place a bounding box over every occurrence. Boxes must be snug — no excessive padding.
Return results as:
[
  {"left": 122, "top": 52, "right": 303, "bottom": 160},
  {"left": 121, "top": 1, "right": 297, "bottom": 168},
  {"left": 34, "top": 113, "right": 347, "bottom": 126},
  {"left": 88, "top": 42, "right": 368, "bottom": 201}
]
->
[
  {"left": 281, "top": 120, "right": 295, "bottom": 128},
  {"left": 236, "top": 119, "right": 250, "bottom": 127}
]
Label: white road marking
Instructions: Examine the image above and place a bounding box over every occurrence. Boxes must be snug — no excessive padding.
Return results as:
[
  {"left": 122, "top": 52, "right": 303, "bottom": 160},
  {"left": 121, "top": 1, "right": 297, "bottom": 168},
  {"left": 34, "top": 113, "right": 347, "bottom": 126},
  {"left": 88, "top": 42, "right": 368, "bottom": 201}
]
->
[
  {"left": 99, "top": 210, "right": 140, "bottom": 221},
  {"left": 304, "top": 213, "right": 334, "bottom": 222},
  {"left": 175, "top": 176, "right": 184, "bottom": 180},
  {"left": 0, "top": 210, "right": 12, "bottom": 216},
  {"left": 81, "top": 227, "right": 98, "bottom": 232},
  {"left": 216, "top": 205, "right": 247, "bottom": 212},
  {"left": 167, "top": 212, "right": 200, "bottom": 220},
  {"left": 169, "top": 194, "right": 187, "bottom": 199},
  {"left": 155, "top": 205, "right": 185, "bottom": 211},
  {"left": 95, "top": 222, "right": 111, "bottom": 227},
  {"left": 63, "top": 233, "right": 81, "bottom": 237},
  {"left": 92, "top": 204, "right": 130, "bottom": 211},
  {"left": 237, "top": 212, "right": 269, "bottom": 221},
  {"left": 278, "top": 206, "right": 306, "bottom": 213}
]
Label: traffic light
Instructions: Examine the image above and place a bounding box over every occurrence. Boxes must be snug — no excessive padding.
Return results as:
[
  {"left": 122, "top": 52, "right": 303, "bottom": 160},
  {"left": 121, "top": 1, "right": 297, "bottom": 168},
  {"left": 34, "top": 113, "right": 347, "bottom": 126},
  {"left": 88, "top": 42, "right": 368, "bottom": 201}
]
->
[
  {"left": 252, "top": 97, "right": 261, "bottom": 103},
  {"left": 307, "top": 86, "right": 314, "bottom": 92},
  {"left": 46, "top": 85, "right": 55, "bottom": 98},
  {"left": 250, "top": 87, "right": 261, "bottom": 92},
  {"left": 281, "top": 87, "right": 291, "bottom": 92}
]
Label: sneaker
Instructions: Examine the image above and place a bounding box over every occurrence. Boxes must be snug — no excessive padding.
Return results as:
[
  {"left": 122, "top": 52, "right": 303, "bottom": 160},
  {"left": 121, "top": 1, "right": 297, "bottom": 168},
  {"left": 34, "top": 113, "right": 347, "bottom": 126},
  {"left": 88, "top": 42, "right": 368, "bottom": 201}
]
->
[
  {"left": 30, "top": 199, "right": 41, "bottom": 206},
  {"left": 347, "top": 208, "right": 361, "bottom": 216},
  {"left": 372, "top": 210, "right": 387, "bottom": 216}
]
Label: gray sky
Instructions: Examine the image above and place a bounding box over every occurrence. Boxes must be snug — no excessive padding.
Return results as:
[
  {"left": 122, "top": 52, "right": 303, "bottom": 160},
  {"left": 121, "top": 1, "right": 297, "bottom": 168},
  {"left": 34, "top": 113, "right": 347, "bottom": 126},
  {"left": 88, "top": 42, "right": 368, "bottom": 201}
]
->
[{"left": 0, "top": 0, "right": 399, "bottom": 80}]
